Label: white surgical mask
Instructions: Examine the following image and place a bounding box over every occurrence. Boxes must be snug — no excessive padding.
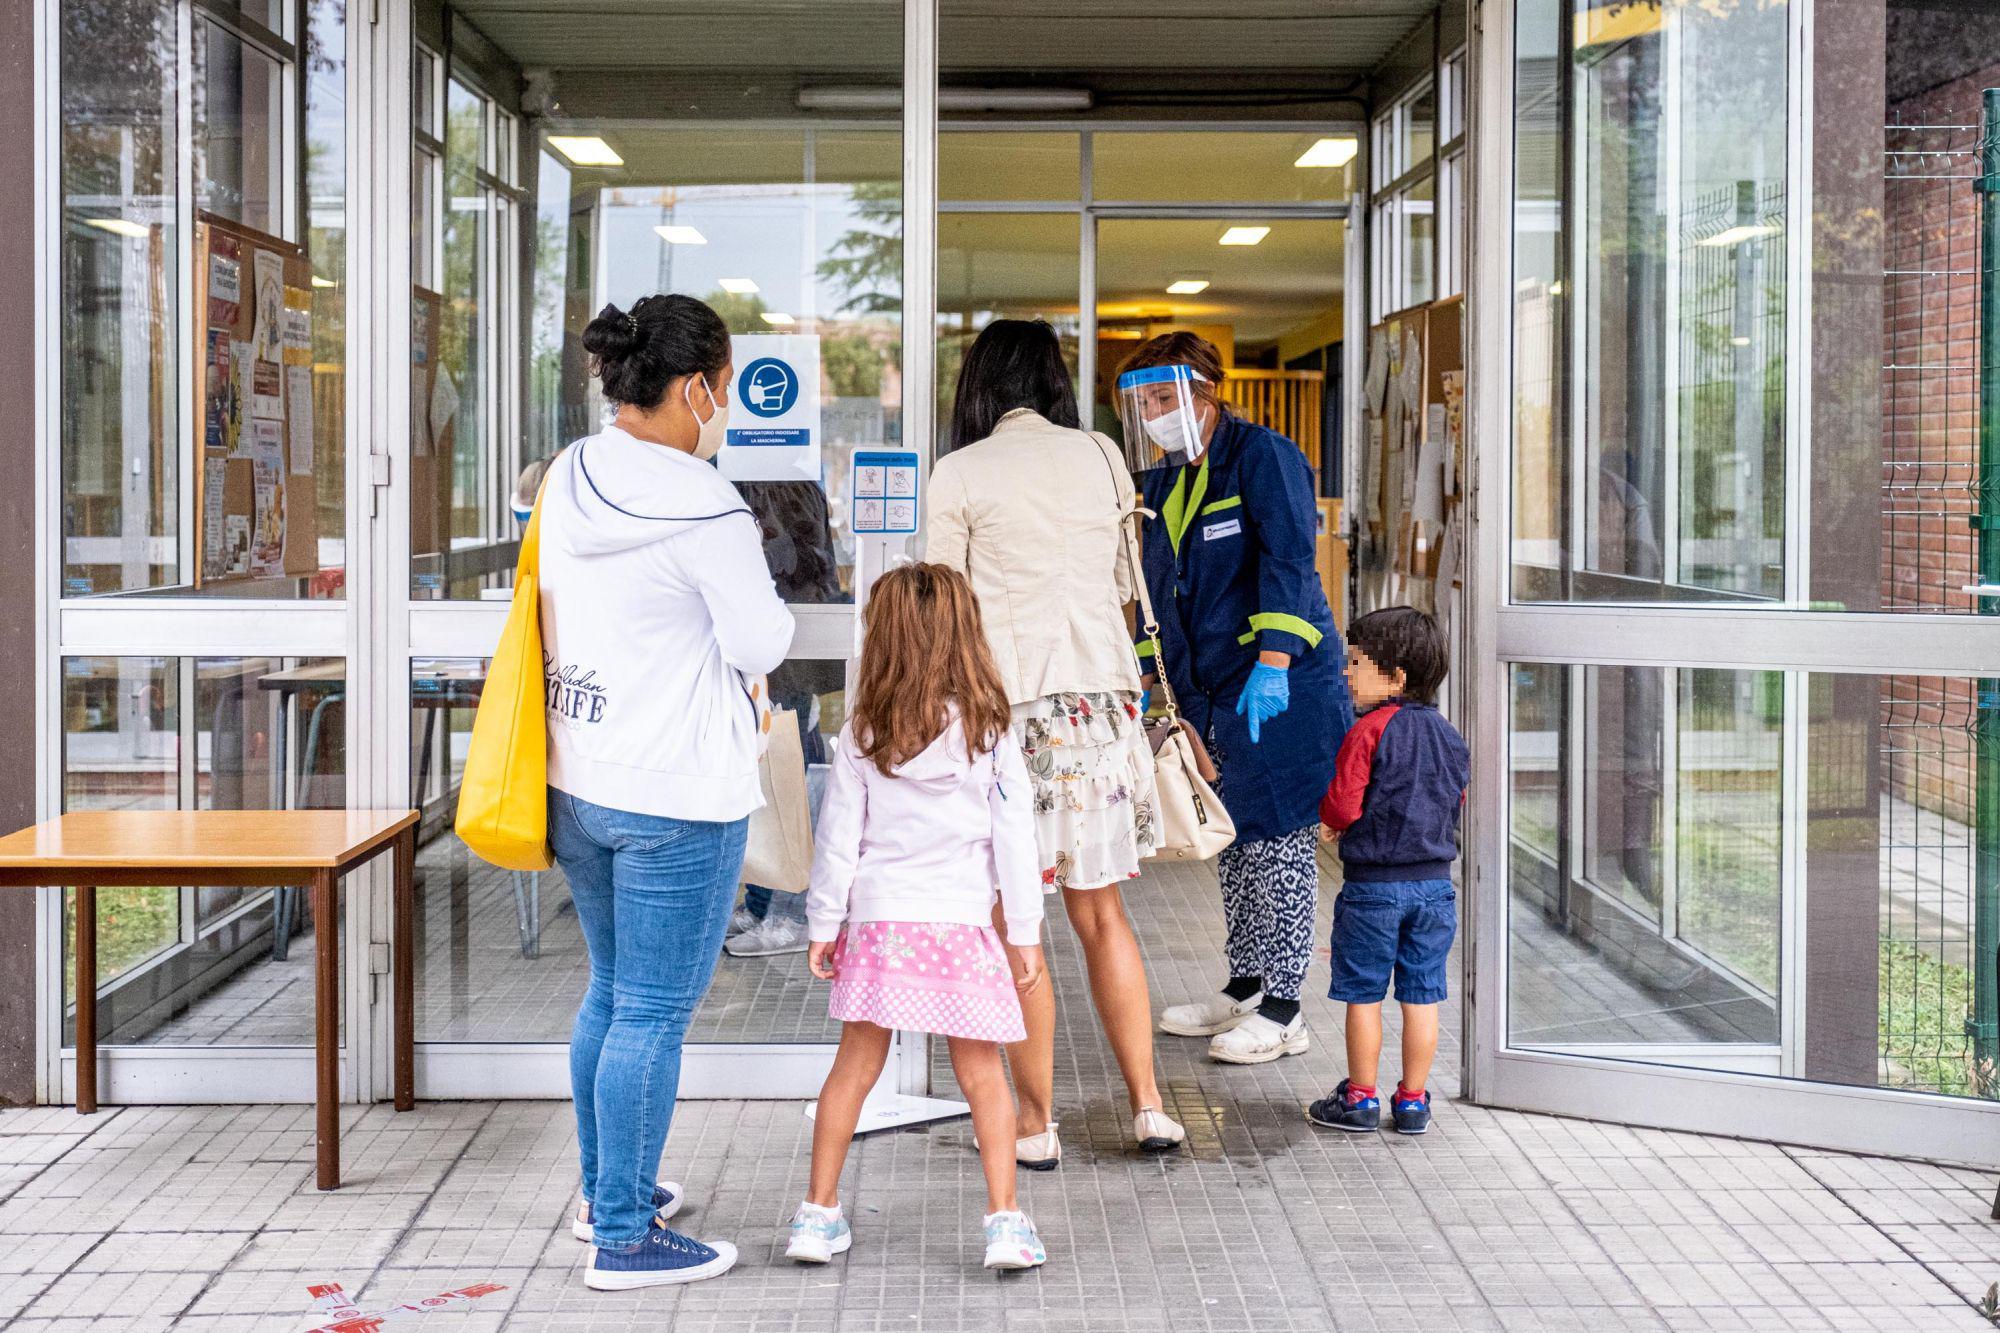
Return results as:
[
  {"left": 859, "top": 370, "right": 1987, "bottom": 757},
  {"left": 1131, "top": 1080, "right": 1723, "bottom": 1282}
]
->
[
  {"left": 686, "top": 375, "right": 729, "bottom": 461},
  {"left": 1143, "top": 405, "right": 1203, "bottom": 458}
]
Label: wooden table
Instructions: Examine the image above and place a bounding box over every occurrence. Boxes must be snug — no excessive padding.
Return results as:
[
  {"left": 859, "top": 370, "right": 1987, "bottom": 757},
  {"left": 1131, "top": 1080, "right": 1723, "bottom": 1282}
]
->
[{"left": 0, "top": 810, "right": 420, "bottom": 1190}]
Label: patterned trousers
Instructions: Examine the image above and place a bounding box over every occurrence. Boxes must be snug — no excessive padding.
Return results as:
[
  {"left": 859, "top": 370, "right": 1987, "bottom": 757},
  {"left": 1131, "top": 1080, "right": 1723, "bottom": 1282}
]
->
[{"left": 1216, "top": 824, "right": 1322, "bottom": 1002}]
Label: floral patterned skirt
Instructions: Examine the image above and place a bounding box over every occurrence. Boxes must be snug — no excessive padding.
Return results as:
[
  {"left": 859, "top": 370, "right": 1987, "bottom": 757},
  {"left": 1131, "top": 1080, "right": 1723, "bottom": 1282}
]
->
[
  {"left": 1011, "top": 690, "right": 1160, "bottom": 893},
  {"left": 827, "top": 921, "right": 1026, "bottom": 1042}
]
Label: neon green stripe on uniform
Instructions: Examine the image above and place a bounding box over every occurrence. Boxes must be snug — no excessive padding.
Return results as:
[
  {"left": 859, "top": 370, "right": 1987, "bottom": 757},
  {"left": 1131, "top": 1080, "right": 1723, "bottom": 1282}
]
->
[
  {"left": 1243, "top": 612, "right": 1324, "bottom": 650},
  {"left": 1199, "top": 494, "right": 1241, "bottom": 517},
  {"left": 1161, "top": 460, "right": 1209, "bottom": 554}
]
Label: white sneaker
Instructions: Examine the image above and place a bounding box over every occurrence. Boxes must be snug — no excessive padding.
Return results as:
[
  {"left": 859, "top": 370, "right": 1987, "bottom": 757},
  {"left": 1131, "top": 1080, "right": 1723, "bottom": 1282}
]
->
[
  {"left": 982, "top": 1210, "right": 1047, "bottom": 1270},
  {"left": 725, "top": 907, "right": 758, "bottom": 938},
  {"left": 572, "top": 1182, "right": 683, "bottom": 1242},
  {"left": 1133, "top": 1108, "right": 1185, "bottom": 1153},
  {"left": 1208, "top": 1013, "right": 1309, "bottom": 1065},
  {"left": 724, "top": 914, "right": 808, "bottom": 957},
  {"left": 784, "top": 1201, "right": 852, "bottom": 1264},
  {"left": 1158, "top": 991, "right": 1263, "bottom": 1037}
]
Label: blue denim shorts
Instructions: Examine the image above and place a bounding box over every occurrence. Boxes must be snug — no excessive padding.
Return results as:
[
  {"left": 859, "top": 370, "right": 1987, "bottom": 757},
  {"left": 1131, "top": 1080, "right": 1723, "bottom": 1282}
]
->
[{"left": 1326, "top": 878, "right": 1457, "bottom": 1005}]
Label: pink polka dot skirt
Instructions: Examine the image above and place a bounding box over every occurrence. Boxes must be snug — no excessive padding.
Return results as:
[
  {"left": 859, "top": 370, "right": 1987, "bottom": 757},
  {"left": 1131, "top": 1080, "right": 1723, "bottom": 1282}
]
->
[{"left": 827, "top": 921, "right": 1027, "bottom": 1043}]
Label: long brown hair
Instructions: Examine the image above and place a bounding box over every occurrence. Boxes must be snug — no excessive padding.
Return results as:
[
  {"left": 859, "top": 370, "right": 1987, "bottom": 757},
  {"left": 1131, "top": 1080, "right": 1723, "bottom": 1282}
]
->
[
  {"left": 849, "top": 562, "right": 1011, "bottom": 776},
  {"left": 1121, "top": 331, "right": 1228, "bottom": 409}
]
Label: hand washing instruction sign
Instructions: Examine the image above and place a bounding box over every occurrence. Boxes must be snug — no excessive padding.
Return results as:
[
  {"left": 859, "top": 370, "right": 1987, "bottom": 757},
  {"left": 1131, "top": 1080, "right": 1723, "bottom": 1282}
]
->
[
  {"left": 721, "top": 334, "right": 819, "bottom": 482},
  {"left": 851, "top": 450, "right": 919, "bottom": 535}
]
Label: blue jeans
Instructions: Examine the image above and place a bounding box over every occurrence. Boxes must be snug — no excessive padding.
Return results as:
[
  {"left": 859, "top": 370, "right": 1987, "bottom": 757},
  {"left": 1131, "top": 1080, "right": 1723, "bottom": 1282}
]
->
[
  {"left": 1326, "top": 878, "right": 1457, "bottom": 1006},
  {"left": 550, "top": 789, "right": 746, "bottom": 1249}
]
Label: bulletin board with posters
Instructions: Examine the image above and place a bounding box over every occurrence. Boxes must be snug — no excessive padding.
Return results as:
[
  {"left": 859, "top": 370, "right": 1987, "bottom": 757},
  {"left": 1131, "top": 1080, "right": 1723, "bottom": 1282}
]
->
[
  {"left": 194, "top": 214, "right": 318, "bottom": 586},
  {"left": 1356, "top": 296, "right": 1464, "bottom": 621}
]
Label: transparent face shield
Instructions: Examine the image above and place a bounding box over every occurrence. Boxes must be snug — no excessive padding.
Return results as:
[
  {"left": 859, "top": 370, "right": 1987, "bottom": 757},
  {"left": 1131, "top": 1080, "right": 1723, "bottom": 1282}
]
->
[{"left": 1115, "top": 364, "right": 1212, "bottom": 472}]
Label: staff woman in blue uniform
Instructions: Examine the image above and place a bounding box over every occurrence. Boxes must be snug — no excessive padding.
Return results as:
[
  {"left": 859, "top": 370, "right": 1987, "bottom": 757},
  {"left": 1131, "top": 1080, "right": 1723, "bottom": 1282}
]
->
[{"left": 1118, "top": 332, "right": 1354, "bottom": 1065}]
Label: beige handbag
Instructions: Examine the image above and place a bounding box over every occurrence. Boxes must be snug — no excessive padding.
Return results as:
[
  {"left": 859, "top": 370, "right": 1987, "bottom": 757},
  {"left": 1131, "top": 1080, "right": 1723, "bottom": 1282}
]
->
[
  {"left": 1110, "top": 477, "right": 1237, "bottom": 863},
  {"left": 739, "top": 703, "right": 816, "bottom": 894}
]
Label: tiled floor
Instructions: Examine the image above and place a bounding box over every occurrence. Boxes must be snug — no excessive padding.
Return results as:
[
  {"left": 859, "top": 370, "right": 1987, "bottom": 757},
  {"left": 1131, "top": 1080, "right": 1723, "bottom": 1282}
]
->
[{"left": 13, "top": 854, "right": 2000, "bottom": 1330}]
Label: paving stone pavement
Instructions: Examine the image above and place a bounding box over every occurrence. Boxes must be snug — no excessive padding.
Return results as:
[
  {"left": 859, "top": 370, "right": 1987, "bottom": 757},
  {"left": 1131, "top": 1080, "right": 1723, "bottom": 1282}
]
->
[{"left": 3, "top": 858, "right": 1998, "bottom": 1331}]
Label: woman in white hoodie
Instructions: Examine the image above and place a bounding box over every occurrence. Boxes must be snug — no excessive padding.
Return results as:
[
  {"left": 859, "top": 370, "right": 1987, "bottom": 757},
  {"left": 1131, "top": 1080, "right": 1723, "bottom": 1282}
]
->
[{"left": 537, "top": 295, "right": 794, "bottom": 1291}]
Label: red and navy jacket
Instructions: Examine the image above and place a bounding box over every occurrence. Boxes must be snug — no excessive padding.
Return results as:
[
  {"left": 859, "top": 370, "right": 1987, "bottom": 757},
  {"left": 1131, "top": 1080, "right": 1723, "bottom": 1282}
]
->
[{"left": 1319, "top": 698, "right": 1469, "bottom": 883}]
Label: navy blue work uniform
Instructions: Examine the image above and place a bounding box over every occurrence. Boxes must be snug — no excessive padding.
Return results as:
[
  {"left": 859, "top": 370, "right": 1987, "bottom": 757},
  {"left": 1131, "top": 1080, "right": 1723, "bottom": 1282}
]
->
[{"left": 1137, "top": 412, "right": 1354, "bottom": 845}]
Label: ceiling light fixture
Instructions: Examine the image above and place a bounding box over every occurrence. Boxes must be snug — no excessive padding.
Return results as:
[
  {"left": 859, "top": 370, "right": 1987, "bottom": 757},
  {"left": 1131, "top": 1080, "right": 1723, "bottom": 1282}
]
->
[
  {"left": 761, "top": 312, "right": 796, "bottom": 327},
  {"left": 84, "top": 217, "right": 150, "bottom": 239},
  {"left": 1698, "top": 223, "right": 1780, "bottom": 248},
  {"left": 654, "top": 225, "right": 707, "bottom": 245},
  {"left": 1166, "top": 279, "right": 1210, "bottom": 295},
  {"left": 1294, "top": 137, "right": 1358, "bottom": 169},
  {"left": 311, "top": 274, "right": 337, "bottom": 289},
  {"left": 547, "top": 135, "right": 623, "bottom": 167},
  {"left": 717, "top": 278, "right": 760, "bottom": 295},
  {"left": 1219, "top": 226, "right": 1270, "bottom": 247}
]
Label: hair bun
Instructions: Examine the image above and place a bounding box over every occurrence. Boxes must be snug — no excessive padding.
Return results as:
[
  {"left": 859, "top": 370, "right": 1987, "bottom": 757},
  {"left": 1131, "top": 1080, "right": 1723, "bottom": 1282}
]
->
[{"left": 582, "top": 303, "right": 643, "bottom": 361}]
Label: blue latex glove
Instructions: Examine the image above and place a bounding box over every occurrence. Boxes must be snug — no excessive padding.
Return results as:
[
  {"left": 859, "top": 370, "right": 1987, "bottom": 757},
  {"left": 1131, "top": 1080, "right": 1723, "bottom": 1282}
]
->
[
  {"left": 1236, "top": 662, "right": 1290, "bottom": 744},
  {"left": 1138, "top": 688, "right": 1152, "bottom": 716}
]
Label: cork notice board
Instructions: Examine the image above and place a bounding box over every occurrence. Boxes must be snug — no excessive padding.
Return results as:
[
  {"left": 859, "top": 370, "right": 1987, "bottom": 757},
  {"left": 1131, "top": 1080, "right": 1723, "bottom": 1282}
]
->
[{"left": 194, "top": 214, "right": 318, "bottom": 586}]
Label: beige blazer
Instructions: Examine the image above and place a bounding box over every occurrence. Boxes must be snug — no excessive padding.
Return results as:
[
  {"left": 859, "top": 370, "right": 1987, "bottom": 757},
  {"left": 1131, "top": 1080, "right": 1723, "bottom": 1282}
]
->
[{"left": 926, "top": 409, "right": 1143, "bottom": 706}]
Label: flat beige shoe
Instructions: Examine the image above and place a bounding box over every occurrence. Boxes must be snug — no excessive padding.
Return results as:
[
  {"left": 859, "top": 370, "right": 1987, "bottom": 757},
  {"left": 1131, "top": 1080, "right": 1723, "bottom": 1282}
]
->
[
  {"left": 1015, "top": 1122, "right": 1061, "bottom": 1170},
  {"left": 1133, "top": 1108, "right": 1185, "bottom": 1153}
]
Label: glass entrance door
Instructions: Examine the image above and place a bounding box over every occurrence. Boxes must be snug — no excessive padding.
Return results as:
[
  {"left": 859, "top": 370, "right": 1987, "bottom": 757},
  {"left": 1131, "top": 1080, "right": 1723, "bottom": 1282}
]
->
[
  {"left": 394, "top": 0, "right": 915, "bottom": 1098},
  {"left": 1471, "top": 0, "right": 2000, "bottom": 1163}
]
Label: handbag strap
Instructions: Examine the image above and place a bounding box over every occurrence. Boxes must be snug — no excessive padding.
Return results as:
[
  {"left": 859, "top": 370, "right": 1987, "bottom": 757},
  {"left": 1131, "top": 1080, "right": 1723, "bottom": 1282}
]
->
[{"left": 1088, "top": 432, "right": 1186, "bottom": 728}]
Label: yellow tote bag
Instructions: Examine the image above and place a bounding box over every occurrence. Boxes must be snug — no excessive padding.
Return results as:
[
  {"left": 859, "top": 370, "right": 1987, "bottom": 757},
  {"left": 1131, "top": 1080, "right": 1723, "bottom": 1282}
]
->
[{"left": 455, "top": 500, "right": 555, "bottom": 871}]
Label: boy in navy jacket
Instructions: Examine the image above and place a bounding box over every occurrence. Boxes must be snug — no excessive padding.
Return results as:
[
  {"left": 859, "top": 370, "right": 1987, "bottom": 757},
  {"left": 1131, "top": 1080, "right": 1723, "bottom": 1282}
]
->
[{"left": 1308, "top": 607, "right": 1469, "bottom": 1135}]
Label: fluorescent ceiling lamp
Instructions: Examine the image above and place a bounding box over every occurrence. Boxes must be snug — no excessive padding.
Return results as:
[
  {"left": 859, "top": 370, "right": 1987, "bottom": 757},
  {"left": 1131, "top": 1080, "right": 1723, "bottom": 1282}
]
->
[
  {"left": 1730, "top": 335, "right": 1751, "bottom": 346},
  {"left": 655, "top": 225, "right": 707, "bottom": 245},
  {"left": 1166, "top": 279, "right": 1210, "bottom": 295},
  {"left": 1698, "top": 223, "right": 1780, "bottom": 248},
  {"left": 311, "top": 274, "right": 336, "bottom": 289},
  {"left": 547, "top": 135, "right": 623, "bottom": 167},
  {"left": 1294, "top": 137, "right": 1358, "bottom": 169},
  {"left": 717, "top": 278, "right": 760, "bottom": 295},
  {"left": 84, "top": 217, "right": 150, "bottom": 239},
  {"left": 799, "top": 86, "right": 1091, "bottom": 113},
  {"left": 1218, "top": 226, "right": 1270, "bottom": 247},
  {"left": 761, "top": 312, "right": 796, "bottom": 327}
]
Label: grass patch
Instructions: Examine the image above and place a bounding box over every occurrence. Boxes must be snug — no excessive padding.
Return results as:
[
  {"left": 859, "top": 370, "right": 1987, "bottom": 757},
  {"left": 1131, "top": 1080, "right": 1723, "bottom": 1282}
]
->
[
  {"left": 63, "top": 886, "right": 179, "bottom": 1001},
  {"left": 1878, "top": 936, "right": 1983, "bottom": 1098}
]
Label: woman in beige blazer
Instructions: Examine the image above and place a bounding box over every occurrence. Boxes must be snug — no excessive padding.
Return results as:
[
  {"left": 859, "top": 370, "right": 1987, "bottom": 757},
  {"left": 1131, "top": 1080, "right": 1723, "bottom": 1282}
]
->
[{"left": 927, "top": 320, "right": 1184, "bottom": 1163}]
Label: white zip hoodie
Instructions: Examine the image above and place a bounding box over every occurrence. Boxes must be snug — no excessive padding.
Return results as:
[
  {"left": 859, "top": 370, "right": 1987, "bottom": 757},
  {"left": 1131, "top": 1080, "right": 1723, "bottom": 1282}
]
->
[
  {"left": 537, "top": 425, "right": 795, "bottom": 822},
  {"left": 807, "top": 717, "right": 1045, "bottom": 947}
]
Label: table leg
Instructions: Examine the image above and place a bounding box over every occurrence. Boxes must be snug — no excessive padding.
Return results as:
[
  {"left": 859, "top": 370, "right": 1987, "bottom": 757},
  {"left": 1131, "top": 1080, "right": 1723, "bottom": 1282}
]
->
[
  {"left": 74, "top": 886, "right": 97, "bottom": 1116},
  {"left": 394, "top": 828, "right": 415, "bottom": 1112},
  {"left": 313, "top": 868, "right": 339, "bottom": 1190}
]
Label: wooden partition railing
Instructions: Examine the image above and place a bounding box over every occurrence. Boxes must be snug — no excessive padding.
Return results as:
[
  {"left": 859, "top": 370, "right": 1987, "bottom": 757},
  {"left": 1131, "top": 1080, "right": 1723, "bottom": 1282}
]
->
[{"left": 1219, "top": 369, "right": 1325, "bottom": 469}]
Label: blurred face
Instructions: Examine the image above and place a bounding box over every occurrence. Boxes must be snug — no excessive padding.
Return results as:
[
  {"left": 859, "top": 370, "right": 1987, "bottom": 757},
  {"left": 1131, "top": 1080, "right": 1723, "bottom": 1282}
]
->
[{"left": 1346, "top": 645, "right": 1406, "bottom": 711}]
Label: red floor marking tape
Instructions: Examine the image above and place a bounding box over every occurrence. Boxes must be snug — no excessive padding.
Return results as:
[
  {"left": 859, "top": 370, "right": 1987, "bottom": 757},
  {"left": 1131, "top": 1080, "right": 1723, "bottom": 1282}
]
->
[{"left": 302, "top": 1280, "right": 508, "bottom": 1331}]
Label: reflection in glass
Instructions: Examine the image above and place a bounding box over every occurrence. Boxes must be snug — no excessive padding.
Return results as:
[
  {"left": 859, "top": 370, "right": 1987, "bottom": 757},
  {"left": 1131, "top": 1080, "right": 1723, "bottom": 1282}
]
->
[
  {"left": 940, "top": 132, "right": 1080, "bottom": 202},
  {"left": 62, "top": 656, "right": 347, "bottom": 1047},
  {"left": 1092, "top": 131, "right": 1356, "bottom": 203},
  {"left": 936, "top": 213, "right": 1081, "bottom": 445}
]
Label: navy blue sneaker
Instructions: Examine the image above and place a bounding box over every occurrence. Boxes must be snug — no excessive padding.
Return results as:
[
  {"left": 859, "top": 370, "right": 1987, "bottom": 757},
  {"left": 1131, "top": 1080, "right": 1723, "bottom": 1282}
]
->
[
  {"left": 585, "top": 1227, "right": 737, "bottom": 1289},
  {"left": 1391, "top": 1085, "right": 1432, "bottom": 1135},
  {"left": 573, "top": 1182, "right": 683, "bottom": 1242},
  {"left": 1305, "top": 1079, "right": 1381, "bottom": 1132}
]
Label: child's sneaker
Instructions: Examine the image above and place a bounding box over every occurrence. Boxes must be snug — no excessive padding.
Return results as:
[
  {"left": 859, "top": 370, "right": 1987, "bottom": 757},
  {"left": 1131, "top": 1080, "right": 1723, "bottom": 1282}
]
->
[
  {"left": 585, "top": 1228, "right": 737, "bottom": 1289},
  {"left": 785, "top": 1201, "right": 852, "bottom": 1264},
  {"left": 1391, "top": 1085, "right": 1432, "bottom": 1135},
  {"left": 572, "top": 1182, "right": 682, "bottom": 1242},
  {"left": 1306, "top": 1078, "right": 1381, "bottom": 1132},
  {"left": 982, "top": 1210, "right": 1047, "bottom": 1270}
]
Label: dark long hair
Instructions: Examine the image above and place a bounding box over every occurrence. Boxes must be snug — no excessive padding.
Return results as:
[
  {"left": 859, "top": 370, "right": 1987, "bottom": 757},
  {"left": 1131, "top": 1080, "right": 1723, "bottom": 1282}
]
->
[
  {"left": 581, "top": 293, "right": 730, "bottom": 410},
  {"left": 947, "top": 319, "right": 1081, "bottom": 452}
]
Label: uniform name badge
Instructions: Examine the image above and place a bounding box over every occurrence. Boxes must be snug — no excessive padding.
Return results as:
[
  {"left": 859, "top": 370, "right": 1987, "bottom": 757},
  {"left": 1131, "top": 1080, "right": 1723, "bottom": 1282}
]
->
[{"left": 1202, "top": 518, "right": 1242, "bottom": 542}]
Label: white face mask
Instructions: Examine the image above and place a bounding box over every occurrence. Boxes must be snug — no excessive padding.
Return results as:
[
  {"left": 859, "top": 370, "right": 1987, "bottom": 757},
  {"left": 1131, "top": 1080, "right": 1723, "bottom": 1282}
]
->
[
  {"left": 1143, "top": 404, "right": 1204, "bottom": 458},
  {"left": 686, "top": 375, "right": 729, "bottom": 461}
]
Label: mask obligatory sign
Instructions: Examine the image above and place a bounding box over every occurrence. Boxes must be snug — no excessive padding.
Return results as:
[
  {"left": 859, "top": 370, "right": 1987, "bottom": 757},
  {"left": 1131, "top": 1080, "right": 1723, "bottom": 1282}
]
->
[{"left": 721, "top": 334, "right": 821, "bottom": 483}]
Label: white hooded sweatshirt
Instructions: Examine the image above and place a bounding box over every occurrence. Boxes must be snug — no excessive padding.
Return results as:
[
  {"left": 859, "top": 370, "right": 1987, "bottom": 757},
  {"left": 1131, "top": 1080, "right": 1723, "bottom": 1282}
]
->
[
  {"left": 537, "top": 425, "right": 795, "bottom": 822},
  {"left": 806, "top": 716, "right": 1045, "bottom": 947}
]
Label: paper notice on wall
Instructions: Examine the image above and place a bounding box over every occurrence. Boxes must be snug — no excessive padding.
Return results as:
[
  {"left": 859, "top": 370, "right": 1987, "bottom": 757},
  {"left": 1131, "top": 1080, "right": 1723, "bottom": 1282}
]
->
[
  {"left": 430, "top": 368, "right": 460, "bottom": 441},
  {"left": 251, "top": 249, "right": 285, "bottom": 360},
  {"left": 282, "top": 306, "right": 312, "bottom": 354},
  {"left": 224, "top": 513, "right": 252, "bottom": 577},
  {"left": 210, "top": 254, "right": 241, "bottom": 308},
  {"left": 1365, "top": 327, "right": 1391, "bottom": 413},
  {"left": 202, "top": 458, "right": 228, "bottom": 571},
  {"left": 411, "top": 367, "right": 432, "bottom": 455},
  {"left": 1434, "top": 514, "right": 1461, "bottom": 594},
  {"left": 286, "top": 366, "right": 315, "bottom": 475},
  {"left": 1365, "top": 418, "right": 1386, "bottom": 524},
  {"left": 721, "top": 334, "right": 822, "bottom": 483},
  {"left": 249, "top": 429, "right": 285, "bottom": 578},
  {"left": 1414, "top": 408, "right": 1447, "bottom": 526},
  {"left": 251, "top": 359, "right": 284, "bottom": 419},
  {"left": 230, "top": 346, "right": 256, "bottom": 453}
]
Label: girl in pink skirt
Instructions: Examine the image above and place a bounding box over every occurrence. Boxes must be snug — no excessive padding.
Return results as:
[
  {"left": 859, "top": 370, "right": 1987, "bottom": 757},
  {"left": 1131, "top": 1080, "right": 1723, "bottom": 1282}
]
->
[{"left": 788, "top": 563, "right": 1049, "bottom": 1272}]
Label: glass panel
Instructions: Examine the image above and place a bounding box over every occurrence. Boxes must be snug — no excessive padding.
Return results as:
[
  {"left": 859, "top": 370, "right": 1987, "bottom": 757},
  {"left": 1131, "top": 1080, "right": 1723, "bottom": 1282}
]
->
[
  {"left": 1092, "top": 131, "right": 1357, "bottom": 203},
  {"left": 936, "top": 213, "right": 1081, "bottom": 447},
  {"left": 1511, "top": 664, "right": 1781, "bottom": 1055},
  {"left": 1399, "top": 176, "right": 1435, "bottom": 310},
  {"left": 61, "top": 0, "right": 345, "bottom": 600},
  {"left": 1512, "top": 662, "right": 2000, "bottom": 1102},
  {"left": 1094, "top": 217, "right": 1342, "bottom": 472},
  {"left": 1401, "top": 84, "right": 1436, "bottom": 173},
  {"left": 940, "top": 132, "right": 1080, "bottom": 201},
  {"left": 62, "top": 656, "right": 347, "bottom": 1047},
  {"left": 410, "top": 657, "right": 844, "bottom": 1045}
]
